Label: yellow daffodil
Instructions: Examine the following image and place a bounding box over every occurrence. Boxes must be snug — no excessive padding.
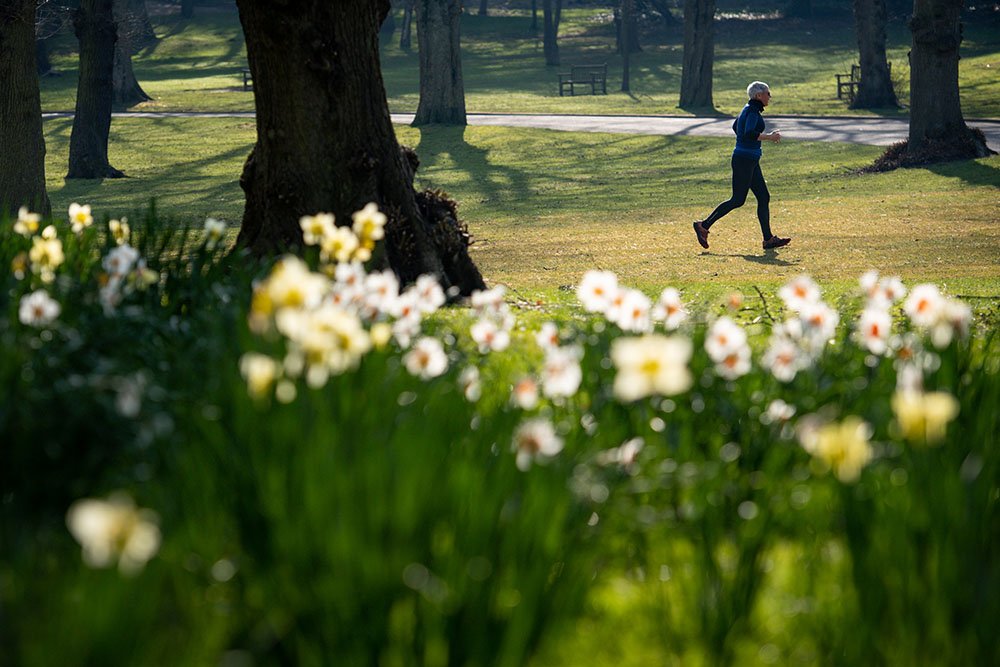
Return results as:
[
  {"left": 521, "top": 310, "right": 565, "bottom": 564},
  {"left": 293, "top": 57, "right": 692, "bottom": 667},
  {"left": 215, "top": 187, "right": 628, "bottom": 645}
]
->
[{"left": 892, "top": 390, "right": 959, "bottom": 446}]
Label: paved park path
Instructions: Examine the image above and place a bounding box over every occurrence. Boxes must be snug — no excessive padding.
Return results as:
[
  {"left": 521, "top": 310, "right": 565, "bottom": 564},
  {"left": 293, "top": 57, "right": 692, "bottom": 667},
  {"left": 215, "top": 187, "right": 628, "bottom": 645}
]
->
[{"left": 43, "top": 111, "right": 1000, "bottom": 150}]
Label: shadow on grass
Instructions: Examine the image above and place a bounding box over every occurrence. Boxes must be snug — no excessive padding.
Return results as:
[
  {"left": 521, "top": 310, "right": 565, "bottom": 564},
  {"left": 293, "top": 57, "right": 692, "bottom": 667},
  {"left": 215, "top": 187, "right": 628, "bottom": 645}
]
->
[
  {"left": 413, "top": 124, "right": 533, "bottom": 210},
  {"left": 704, "top": 250, "right": 800, "bottom": 267},
  {"left": 926, "top": 159, "right": 1000, "bottom": 190}
]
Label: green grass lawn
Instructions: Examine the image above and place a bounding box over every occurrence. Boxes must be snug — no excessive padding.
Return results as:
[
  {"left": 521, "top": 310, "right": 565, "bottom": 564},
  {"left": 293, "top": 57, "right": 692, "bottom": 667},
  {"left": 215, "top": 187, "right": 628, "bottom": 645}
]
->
[
  {"left": 42, "top": 117, "right": 1000, "bottom": 314},
  {"left": 38, "top": 2, "right": 1000, "bottom": 118}
]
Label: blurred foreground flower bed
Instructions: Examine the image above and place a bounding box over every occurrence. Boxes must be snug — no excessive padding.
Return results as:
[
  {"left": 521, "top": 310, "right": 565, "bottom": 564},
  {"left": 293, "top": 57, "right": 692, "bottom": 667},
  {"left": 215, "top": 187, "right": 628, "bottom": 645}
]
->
[{"left": 1, "top": 205, "right": 998, "bottom": 666}]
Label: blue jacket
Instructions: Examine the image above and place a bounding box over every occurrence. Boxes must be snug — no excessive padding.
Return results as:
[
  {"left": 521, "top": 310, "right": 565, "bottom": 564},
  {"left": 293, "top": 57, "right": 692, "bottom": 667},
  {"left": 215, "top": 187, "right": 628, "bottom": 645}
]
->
[{"left": 732, "top": 98, "right": 766, "bottom": 159}]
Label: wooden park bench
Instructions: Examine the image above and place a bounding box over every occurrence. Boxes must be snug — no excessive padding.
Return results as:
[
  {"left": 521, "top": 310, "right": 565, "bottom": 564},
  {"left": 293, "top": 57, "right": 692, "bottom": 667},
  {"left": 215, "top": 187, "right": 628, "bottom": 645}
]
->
[
  {"left": 242, "top": 68, "right": 253, "bottom": 91},
  {"left": 836, "top": 62, "right": 891, "bottom": 103},
  {"left": 558, "top": 63, "right": 608, "bottom": 96}
]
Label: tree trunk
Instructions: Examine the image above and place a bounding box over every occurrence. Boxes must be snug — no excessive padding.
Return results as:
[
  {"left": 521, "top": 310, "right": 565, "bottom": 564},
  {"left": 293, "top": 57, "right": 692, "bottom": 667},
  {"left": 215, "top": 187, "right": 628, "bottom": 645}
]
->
[
  {"left": 413, "top": 0, "right": 466, "bottom": 126},
  {"left": 181, "top": 0, "right": 194, "bottom": 19},
  {"left": 36, "top": 38, "right": 51, "bottom": 76},
  {"left": 647, "top": 0, "right": 681, "bottom": 28},
  {"left": 616, "top": 1, "right": 641, "bottom": 54},
  {"left": 478, "top": 0, "right": 488, "bottom": 16},
  {"left": 67, "top": 0, "right": 124, "bottom": 179},
  {"left": 0, "top": 0, "right": 51, "bottom": 217},
  {"left": 907, "top": 0, "right": 991, "bottom": 158},
  {"left": 679, "top": 0, "right": 714, "bottom": 109},
  {"left": 127, "top": 0, "right": 157, "bottom": 52},
  {"left": 531, "top": 0, "right": 538, "bottom": 30},
  {"left": 784, "top": 0, "right": 812, "bottom": 18},
  {"left": 112, "top": 0, "right": 151, "bottom": 109},
  {"left": 851, "top": 0, "right": 897, "bottom": 108},
  {"left": 542, "top": 0, "right": 560, "bottom": 66},
  {"left": 400, "top": 0, "right": 414, "bottom": 50},
  {"left": 234, "top": 0, "right": 484, "bottom": 293},
  {"left": 621, "top": 0, "right": 633, "bottom": 92}
]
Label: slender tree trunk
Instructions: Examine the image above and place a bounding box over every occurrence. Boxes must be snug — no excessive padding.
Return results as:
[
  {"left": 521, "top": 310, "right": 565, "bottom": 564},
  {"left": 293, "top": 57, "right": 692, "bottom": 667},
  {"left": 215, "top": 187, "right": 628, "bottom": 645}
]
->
[
  {"left": 413, "top": 0, "right": 466, "bottom": 126},
  {"left": 621, "top": 0, "right": 633, "bottom": 92},
  {"left": 67, "top": 0, "right": 124, "bottom": 179},
  {"left": 679, "top": 0, "right": 714, "bottom": 108},
  {"left": 400, "top": 0, "right": 414, "bottom": 50},
  {"left": 233, "top": 0, "right": 484, "bottom": 293},
  {"left": 542, "top": 0, "right": 560, "bottom": 66},
  {"left": 852, "top": 0, "right": 897, "bottom": 108},
  {"left": 112, "top": 0, "right": 151, "bottom": 109},
  {"left": 784, "top": 0, "right": 812, "bottom": 18},
  {"left": 181, "top": 0, "right": 194, "bottom": 19},
  {"left": 648, "top": 0, "right": 681, "bottom": 28},
  {"left": 907, "top": 0, "right": 990, "bottom": 158},
  {"left": 616, "top": 0, "right": 641, "bottom": 53},
  {"left": 531, "top": 0, "right": 538, "bottom": 30},
  {"left": 127, "top": 0, "right": 156, "bottom": 52},
  {"left": 36, "top": 37, "right": 51, "bottom": 76},
  {"left": 478, "top": 0, "right": 488, "bottom": 16},
  {"left": 0, "top": 0, "right": 51, "bottom": 217}
]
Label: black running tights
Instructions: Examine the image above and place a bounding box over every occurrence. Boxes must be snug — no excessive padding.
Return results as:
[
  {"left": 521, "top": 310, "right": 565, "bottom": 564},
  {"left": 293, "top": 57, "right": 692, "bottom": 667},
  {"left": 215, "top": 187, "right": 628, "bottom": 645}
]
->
[{"left": 703, "top": 154, "right": 772, "bottom": 240}]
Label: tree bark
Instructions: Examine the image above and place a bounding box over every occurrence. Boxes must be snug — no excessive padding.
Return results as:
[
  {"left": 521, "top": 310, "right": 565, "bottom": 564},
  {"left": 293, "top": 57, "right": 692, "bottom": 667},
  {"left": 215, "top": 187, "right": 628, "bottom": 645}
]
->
[
  {"left": 679, "top": 0, "right": 714, "bottom": 109},
  {"left": 181, "top": 0, "right": 194, "bottom": 19},
  {"left": 784, "top": 0, "right": 812, "bottom": 18},
  {"left": 616, "top": 1, "right": 641, "bottom": 54},
  {"left": 112, "top": 0, "right": 151, "bottom": 109},
  {"left": 531, "top": 0, "right": 538, "bottom": 31},
  {"left": 400, "top": 0, "right": 414, "bottom": 50},
  {"left": 67, "top": 0, "right": 124, "bottom": 179},
  {"left": 127, "top": 0, "right": 157, "bottom": 52},
  {"left": 478, "top": 0, "right": 487, "bottom": 16},
  {"left": 542, "top": 0, "right": 560, "bottom": 66},
  {"left": 234, "top": 0, "right": 484, "bottom": 293},
  {"left": 413, "top": 0, "right": 466, "bottom": 126},
  {"left": 647, "top": 0, "right": 682, "bottom": 28},
  {"left": 851, "top": 0, "right": 897, "bottom": 108},
  {"left": 35, "top": 37, "right": 51, "bottom": 75},
  {"left": 0, "top": 0, "right": 51, "bottom": 217},
  {"left": 907, "top": 0, "right": 991, "bottom": 158},
  {"left": 621, "top": 0, "right": 633, "bottom": 92}
]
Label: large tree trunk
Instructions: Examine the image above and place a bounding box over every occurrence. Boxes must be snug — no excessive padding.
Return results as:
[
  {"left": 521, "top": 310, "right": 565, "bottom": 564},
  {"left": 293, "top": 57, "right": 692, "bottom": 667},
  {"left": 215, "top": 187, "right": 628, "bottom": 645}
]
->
[
  {"left": 907, "top": 0, "right": 991, "bottom": 158},
  {"left": 542, "top": 0, "right": 560, "bottom": 66},
  {"left": 127, "top": 0, "right": 157, "bottom": 52},
  {"left": 400, "top": 0, "right": 414, "bottom": 50},
  {"left": 678, "top": 0, "right": 714, "bottom": 109},
  {"left": 413, "top": 0, "right": 466, "bottom": 126},
  {"left": 234, "top": 0, "right": 484, "bottom": 293},
  {"left": 851, "top": 0, "right": 897, "bottom": 108},
  {"left": 112, "top": 0, "right": 151, "bottom": 109},
  {"left": 67, "top": 0, "right": 124, "bottom": 179},
  {"left": 0, "top": 0, "right": 51, "bottom": 217}
]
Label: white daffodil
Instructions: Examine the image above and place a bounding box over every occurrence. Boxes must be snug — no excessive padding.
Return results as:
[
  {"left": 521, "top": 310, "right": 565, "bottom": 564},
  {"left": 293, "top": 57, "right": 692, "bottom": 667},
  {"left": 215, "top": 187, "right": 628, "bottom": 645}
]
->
[
  {"left": 541, "top": 345, "right": 583, "bottom": 398},
  {"left": 68, "top": 203, "right": 93, "bottom": 234},
  {"left": 576, "top": 270, "right": 619, "bottom": 315},
  {"left": 704, "top": 316, "right": 747, "bottom": 363},
  {"left": 512, "top": 418, "right": 564, "bottom": 471},
  {"left": 413, "top": 274, "right": 446, "bottom": 313},
  {"left": 403, "top": 337, "right": 448, "bottom": 379},
  {"left": 612, "top": 288, "right": 653, "bottom": 333},
  {"left": 779, "top": 274, "right": 821, "bottom": 313},
  {"left": 536, "top": 322, "right": 561, "bottom": 351},
  {"left": 240, "top": 352, "right": 281, "bottom": 399},
  {"left": 18, "top": 289, "right": 61, "bottom": 327},
  {"left": 14, "top": 207, "right": 41, "bottom": 237},
  {"left": 471, "top": 317, "right": 511, "bottom": 354},
  {"left": 904, "top": 283, "right": 944, "bottom": 328},
  {"left": 299, "top": 212, "right": 337, "bottom": 246},
  {"left": 459, "top": 365, "right": 481, "bottom": 402},
  {"left": 351, "top": 202, "right": 387, "bottom": 244},
  {"left": 857, "top": 306, "right": 892, "bottom": 355},
  {"left": 66, "top": 494, "right": 161, "bottom": 575},
  {"left": 611, "top": 334, "right": 693, "bottom": 402},
  {"left": 204, "top": 218, "right": 227, "bottom": 250},
  {"left": 511, "top": 377, "right": 540, "bottom": 409},
  {"left": 653, "top": 287, "right": 687, "bottom": 330}
]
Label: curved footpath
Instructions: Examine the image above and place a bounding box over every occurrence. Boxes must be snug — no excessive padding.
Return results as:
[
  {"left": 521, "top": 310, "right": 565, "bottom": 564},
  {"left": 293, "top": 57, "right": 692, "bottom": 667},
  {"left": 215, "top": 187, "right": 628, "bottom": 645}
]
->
[{"left": 42, "top": 111, "right": 1000, "bottom": 150}]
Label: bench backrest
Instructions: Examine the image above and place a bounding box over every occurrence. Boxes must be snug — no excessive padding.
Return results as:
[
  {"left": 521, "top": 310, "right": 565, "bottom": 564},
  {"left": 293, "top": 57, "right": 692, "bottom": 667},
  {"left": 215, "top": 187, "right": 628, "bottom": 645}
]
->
[{"left": 571, "top": 64, "right": 607, "bottom": 79}]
